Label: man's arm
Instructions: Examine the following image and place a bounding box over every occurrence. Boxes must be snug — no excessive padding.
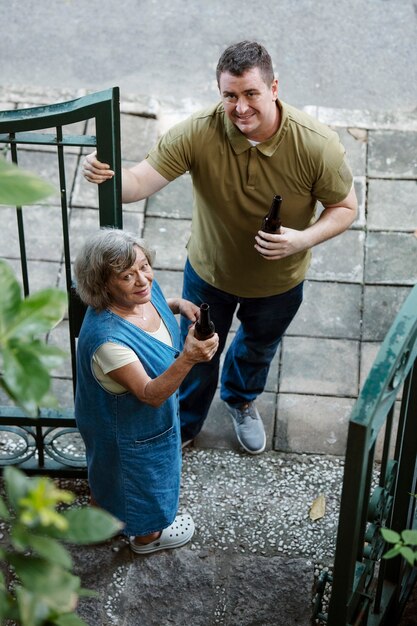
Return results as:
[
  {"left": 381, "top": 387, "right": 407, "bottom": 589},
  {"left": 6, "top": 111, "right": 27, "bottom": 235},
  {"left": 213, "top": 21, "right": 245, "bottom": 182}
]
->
[
  {"left": 254, "top": 186, "right": 358, "bottom": 260},
  {"left": 83, "top": 152, "right": 170, "bottom": 202}
]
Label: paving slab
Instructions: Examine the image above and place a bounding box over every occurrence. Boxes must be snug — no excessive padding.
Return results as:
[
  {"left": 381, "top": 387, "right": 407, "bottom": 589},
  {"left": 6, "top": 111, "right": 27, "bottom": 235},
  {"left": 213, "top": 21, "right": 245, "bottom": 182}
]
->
[
  {"left": 362, "top": 285, "right": 413, "bottom": 341},
  {"left": 119, "top": 112, "right": 160, "bottom": 163},
  {"left": 146, "top": 173, "right": 193, "bottom": 219},
  {"left": 275, "top": 393, "right": 355, "bottom": 455},
  {"left": 368, "top": 130, "right": 417, "bottom": 178},
  {"left": 365, "top": 231, "right": 417, "bottom": 285},
  {"left": 307, "top": 229, "right": 365, "bottom": 283},
  {"left": 367, "top": 179, "right": 417, "bottom": 231},
  {"left": 143, "top": 216, "right": 190, "bottom": 270},
  {"left": 280, "top": 336, "right": 359, "bottom": 397},
  {"left": 153, "top": 268, "right": 185, "bottom": 299},
  {"left": 287, "top": 281, "right": 362, "bottom": 340}
]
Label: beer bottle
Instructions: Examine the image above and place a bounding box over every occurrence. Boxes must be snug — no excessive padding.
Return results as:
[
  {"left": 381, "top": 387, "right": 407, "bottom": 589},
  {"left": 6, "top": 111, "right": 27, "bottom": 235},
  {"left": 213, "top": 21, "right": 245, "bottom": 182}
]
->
[
  {"left": 194, "top": 303, "right": 215, "bottom": 340},
  {"left": 261, "top": 194, "right": 282, "bottom": 233}
]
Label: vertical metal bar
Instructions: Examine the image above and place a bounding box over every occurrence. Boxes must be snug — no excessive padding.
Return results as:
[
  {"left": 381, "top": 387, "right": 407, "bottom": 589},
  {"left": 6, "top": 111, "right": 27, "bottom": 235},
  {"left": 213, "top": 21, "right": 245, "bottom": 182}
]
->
[
  {"left": 55, "top": 125, "right": 77, "bottom": 394},
  {"left": 328, "top": 420, "right": 370, "bottom": 625},
  {"left": 95, "top": 87, "right": 123, "bottom": 228},
  {"left": 10, "top": 136, "right": 30, "bottom": 296},
  {"left": 35, "top": 423, "right": 45, "bottom": 468}
]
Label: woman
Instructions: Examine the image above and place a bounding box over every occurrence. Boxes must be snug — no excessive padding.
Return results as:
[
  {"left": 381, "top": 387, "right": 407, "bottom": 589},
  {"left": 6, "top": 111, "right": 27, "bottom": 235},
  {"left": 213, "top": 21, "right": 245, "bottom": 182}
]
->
[{"left": 74, "top": 228, "right": 218, "bottom": 554}]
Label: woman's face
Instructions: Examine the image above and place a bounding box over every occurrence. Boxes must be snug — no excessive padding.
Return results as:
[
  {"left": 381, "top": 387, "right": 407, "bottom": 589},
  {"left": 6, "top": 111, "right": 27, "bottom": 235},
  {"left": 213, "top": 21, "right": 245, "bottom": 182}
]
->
[{"left": 107, "top": 246, "right": 154, "bottom": 310}]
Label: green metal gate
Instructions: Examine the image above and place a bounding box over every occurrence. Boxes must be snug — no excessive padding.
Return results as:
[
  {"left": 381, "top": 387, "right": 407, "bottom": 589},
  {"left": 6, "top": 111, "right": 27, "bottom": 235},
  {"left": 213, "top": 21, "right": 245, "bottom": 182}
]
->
[
  {"left": 0, "top": 87, "right": 122, "bottom": 476},
  {"left": 314, "top": 285, "right": 417, "bottom": 625}
]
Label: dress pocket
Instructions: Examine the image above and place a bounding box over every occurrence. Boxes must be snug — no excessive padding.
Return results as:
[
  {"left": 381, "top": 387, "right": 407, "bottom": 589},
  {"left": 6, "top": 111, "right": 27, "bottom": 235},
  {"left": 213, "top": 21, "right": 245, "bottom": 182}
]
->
[{"left": 133, "top": 425, "right": 174, "bottom": 449}]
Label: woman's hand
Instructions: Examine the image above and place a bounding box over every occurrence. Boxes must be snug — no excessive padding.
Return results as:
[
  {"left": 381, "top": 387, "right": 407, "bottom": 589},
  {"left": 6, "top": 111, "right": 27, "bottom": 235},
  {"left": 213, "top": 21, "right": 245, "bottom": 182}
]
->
[
  {"left": 167, "top": 298, "right": 200, "bottom": 322},
  {"left": 83, "top": 151, "right": 114, "bottom": 184},
  {"left": 183, "top": 325, "right": 219, "bottom": 363}
]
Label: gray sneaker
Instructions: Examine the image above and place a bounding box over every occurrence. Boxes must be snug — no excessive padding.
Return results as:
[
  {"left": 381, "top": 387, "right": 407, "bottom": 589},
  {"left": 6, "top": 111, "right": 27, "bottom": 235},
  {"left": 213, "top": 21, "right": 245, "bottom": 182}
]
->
[{"left": 226, "top": 402, "right": 266, "bottom": 454}]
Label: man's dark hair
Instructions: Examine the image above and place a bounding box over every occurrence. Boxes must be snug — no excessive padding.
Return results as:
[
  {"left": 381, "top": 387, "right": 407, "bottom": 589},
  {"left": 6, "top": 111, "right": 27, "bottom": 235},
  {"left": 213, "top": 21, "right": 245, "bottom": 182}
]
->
[{"left": 216, "top": 41, "right": 275, "bottom": 87}]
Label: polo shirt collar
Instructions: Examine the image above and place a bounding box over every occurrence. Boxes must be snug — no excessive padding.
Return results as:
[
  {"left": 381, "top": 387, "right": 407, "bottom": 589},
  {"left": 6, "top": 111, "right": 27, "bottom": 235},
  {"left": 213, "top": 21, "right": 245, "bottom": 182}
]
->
[{"left": 223, "top": 100, "right": 289, "bottom": 156}]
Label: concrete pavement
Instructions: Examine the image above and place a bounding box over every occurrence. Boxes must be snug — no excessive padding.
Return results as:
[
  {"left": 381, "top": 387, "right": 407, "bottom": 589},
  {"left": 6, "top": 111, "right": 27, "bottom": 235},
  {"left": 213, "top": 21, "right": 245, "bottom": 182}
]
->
[{"left": 0, "top": 84, "right": 416, "bottom": 624}]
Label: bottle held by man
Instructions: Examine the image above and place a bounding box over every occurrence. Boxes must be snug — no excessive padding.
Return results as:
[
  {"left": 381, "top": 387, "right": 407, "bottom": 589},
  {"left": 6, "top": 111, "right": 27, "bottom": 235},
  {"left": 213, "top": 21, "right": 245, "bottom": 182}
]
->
[
  {"left": 194, "top": 303, "right": 215, "bottom": 340},
  {"left": 261, "top": 194, "right": 282, "bottom": 233}
]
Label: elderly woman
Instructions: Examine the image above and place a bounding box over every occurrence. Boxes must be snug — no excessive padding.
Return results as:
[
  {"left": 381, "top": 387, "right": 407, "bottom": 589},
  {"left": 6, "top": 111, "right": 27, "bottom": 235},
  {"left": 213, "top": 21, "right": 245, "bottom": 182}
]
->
[{"left": 74, "top": 228, "right": 218, "bottom": 554}]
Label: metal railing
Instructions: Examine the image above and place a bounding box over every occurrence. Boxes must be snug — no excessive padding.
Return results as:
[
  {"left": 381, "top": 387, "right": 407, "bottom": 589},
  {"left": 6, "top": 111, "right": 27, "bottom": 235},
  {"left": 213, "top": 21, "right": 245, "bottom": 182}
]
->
[
  {"left": 314, "top": 284, "right": 417, "bottom": 625},
  {"left": 0, "top": 87, "right": 122, "bottom": 476}
]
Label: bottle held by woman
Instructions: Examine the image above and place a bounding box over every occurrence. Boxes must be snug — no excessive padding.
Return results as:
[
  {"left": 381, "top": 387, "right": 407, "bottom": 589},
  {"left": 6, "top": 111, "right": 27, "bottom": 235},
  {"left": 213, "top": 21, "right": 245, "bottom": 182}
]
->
[{"left": 194, "top": 303, "right": 215, "bottom": 340}]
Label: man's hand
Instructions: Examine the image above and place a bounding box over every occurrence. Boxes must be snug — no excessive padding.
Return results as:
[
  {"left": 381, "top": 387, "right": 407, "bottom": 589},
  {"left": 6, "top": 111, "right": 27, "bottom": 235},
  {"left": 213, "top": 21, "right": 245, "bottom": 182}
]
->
[
  {"left": 255, "top": 187, "right": 358, "bottom": 261},
  {"left": 83, "top": 151, "right": 114, "bottom": 184},
  {"left": 255, "top": 227, "right": 309, "bottom": 260}
]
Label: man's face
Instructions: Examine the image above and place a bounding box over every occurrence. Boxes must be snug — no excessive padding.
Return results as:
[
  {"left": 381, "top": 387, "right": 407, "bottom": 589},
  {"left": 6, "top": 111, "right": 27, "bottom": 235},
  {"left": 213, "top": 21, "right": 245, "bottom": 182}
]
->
[{"left": 219, "top": 67, "right": 279, "bottom": 142}]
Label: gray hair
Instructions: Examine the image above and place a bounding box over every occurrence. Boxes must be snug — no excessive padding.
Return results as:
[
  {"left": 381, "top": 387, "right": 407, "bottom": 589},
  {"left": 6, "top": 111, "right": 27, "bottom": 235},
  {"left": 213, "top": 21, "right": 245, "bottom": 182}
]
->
[
  {"left": 74, "top": 228, "right": 155, "bottom": 311},
  {"left": 216, "top": 41, "right": 276, "bottom": 88}
]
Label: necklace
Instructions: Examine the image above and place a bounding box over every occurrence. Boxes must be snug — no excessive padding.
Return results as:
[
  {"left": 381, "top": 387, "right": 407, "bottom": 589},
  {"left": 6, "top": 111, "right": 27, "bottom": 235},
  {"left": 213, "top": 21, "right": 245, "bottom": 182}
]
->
[{"left": 136, "top": 305, "right": 147, "bottom": 321}]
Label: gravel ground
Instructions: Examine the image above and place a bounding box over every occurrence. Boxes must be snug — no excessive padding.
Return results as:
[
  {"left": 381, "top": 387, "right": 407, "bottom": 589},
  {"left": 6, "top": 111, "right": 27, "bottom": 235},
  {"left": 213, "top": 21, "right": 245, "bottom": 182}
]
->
[
  {"left": 0, "top": 447, "right": 378, "bottom": 624},
  {"left": 180, "top": 448, "right": 345, "bottom": 563}
]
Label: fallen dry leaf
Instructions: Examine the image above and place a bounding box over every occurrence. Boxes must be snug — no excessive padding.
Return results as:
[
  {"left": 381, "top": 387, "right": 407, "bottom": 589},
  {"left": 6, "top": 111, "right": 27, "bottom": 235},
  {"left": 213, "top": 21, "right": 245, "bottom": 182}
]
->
[{"left": 309, "top": 494, "right": 326, "bottom": 521}]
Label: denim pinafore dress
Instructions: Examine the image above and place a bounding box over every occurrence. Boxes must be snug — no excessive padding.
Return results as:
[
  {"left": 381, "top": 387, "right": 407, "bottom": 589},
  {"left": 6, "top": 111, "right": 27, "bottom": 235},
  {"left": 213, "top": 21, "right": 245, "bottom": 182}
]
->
[{"left": 75, "top": 280, "right": 181, "bottom": 536}]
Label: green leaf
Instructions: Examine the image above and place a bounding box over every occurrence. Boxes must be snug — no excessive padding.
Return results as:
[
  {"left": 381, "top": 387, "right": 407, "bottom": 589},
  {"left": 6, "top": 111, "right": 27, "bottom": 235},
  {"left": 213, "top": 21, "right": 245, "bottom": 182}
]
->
[
  {"left": 11, "top": 523, "right": 31, "bottom": 551},
  {"left": 0, "top": 260, "right": 22, "bottom": 330},
  {"left": 53, "top": 612, "right": 90, "bottom": 626},
  {"left": 399, "top": 546, "right": 417, "bottom": 566},
  {"left": 2, "top": 341, "right": 51, "bottom": 414},
  {"left": 34, "top": 342, "right": 67, "bottom": 369},
  {"left": 4, "top": 466, "right": 29, "bottom": 511},
  {"left": 9, "top": 289, "right": 67, "bottom": 339},
  {"left": 380, "top": 528, "right": 401, "bottom": 544},
  {"left": 401, "top": 529, "right": 417, "bottom": 545},
  {"left": 58, "top": 507, "right": 124, "bottom": 544},
  {"left": 0, "top": 157, "right": 55, "bottom": 206},
  {"left": 15, "top": 586, "right": 51, "bottom": 626},
  {"left": 0, "top": 494, "right": 11, "bottom": 520},
  {"left": 27, "top": 534, "right": 73, "bottom": 569},
  {"left": 9, "top": 554, "right": 81, "bottom": 612},
  {"left": 383, "top": 546, "right": 402, "bottom": 560}
]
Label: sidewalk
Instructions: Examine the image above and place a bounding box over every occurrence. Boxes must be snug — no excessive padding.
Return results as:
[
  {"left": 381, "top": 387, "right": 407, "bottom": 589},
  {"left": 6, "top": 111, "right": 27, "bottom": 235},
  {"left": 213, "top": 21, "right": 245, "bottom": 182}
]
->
[{"left": 0, "top": 85, "right": 416, "bottom": 624}]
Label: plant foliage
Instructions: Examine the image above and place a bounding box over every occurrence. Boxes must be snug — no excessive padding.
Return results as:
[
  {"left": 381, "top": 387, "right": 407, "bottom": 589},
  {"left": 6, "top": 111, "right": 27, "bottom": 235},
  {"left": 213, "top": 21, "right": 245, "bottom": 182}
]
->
[
  {"left": 381, "top": 526, "right": 417, "bottom": 567},
  {"left": 0, "top": 156, "right": 124, "bottom": 625},
  {"left": 0, "top": 467, "right": 123, "bottom": 625}
]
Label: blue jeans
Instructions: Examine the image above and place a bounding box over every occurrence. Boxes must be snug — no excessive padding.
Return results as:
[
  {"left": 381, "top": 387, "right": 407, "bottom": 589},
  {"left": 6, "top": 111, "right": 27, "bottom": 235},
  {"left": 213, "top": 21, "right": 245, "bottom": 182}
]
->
[{"left": 179, "top": 259, "right": 304, "bottom": 441}]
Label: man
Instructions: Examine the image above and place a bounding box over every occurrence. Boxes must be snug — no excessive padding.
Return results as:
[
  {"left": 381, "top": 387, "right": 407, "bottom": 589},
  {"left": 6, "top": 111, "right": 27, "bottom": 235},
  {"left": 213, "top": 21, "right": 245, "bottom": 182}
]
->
[{"left": 83, "top": 40, "right": 357, "bottom": 455}]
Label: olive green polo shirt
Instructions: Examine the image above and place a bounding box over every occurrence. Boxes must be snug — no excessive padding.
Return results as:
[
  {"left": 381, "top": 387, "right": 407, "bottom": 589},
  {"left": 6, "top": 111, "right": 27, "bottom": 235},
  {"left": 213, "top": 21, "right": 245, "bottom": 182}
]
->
[{"left": 146, "top": 101, "right": 353, "bottom": 297}]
